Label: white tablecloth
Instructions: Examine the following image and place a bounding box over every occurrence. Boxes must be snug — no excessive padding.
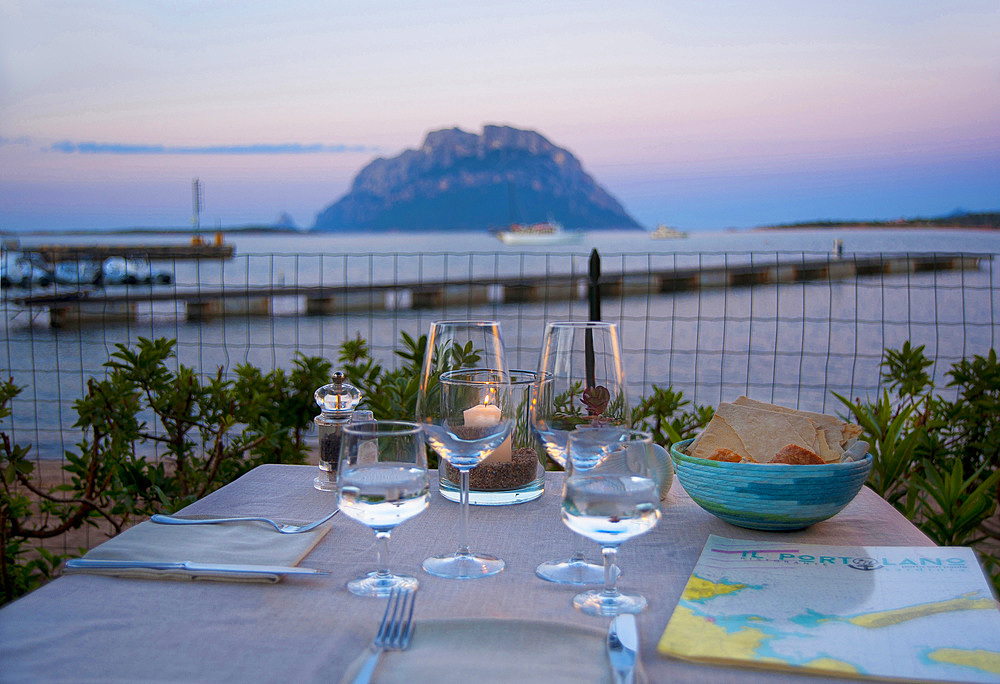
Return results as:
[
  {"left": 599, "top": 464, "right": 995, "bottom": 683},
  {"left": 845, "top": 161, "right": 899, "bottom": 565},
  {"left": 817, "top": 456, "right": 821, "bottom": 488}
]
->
[{"left": 0, "top": 465, "right": 933, "bottom": 683}]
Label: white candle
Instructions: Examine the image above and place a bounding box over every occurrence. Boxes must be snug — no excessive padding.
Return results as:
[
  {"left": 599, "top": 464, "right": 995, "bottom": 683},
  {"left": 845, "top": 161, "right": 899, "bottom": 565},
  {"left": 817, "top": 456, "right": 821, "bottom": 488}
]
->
[
  {"left": 463, "top": 401, "right": 502, "bottom": 427},
  {"left": 463, "top": 401, "right": 511, "bottom": 463}
]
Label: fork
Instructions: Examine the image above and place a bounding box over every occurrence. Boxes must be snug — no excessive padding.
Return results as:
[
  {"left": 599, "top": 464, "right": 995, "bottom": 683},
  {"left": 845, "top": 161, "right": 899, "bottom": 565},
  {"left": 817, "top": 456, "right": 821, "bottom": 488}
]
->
[
  {"left": 149, "top": 509, "right": 338, "bottom": 534},
  {"left": 351, "top": 587, "right": 417, "bottom": 684}
]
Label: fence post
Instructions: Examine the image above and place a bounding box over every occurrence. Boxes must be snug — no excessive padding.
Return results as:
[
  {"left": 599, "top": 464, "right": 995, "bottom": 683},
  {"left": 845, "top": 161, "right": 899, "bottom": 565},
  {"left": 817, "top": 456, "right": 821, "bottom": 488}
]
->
[{"left": 586, "top": 249, "right": 601, "bottom": 387}]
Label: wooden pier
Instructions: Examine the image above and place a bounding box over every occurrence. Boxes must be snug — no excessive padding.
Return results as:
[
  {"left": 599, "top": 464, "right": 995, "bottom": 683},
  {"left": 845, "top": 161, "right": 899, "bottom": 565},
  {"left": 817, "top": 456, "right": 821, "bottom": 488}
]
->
[
  {"left": 26, "top": 242, "right": 234, "bottom": 263},
  {"left": 4, "top": 253, "right": 987, "bottom": 327}
]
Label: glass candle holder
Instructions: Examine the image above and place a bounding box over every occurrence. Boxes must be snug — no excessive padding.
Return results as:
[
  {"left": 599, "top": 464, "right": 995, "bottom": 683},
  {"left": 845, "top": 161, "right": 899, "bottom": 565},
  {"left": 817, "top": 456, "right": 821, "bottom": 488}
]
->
[{"left": 438, "top": 370, "right": 545, "bottom": 505}]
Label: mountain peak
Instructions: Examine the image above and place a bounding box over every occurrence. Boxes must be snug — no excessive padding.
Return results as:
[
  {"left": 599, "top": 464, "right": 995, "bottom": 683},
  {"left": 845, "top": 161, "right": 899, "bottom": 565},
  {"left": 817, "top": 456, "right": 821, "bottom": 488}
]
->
[{"left": 312, "top": 125, "right": 640, "bottom": 233}]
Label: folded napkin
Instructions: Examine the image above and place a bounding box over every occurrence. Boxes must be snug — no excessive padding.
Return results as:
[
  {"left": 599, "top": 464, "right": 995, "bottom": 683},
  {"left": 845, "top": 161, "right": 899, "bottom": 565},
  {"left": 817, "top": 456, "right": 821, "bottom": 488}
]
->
[
  {"left": 340, "top": 618, "right": 621, "bottom": 684},
  {"left": 63, "top": 516, "right": 332, "bottom": 583}
]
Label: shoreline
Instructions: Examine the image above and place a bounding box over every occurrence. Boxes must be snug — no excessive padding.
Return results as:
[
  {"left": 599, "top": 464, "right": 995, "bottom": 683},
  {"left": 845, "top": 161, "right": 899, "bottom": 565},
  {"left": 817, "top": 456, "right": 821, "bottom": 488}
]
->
[{"left": 4, "top": 218, "right": 998, "bottom": 240}]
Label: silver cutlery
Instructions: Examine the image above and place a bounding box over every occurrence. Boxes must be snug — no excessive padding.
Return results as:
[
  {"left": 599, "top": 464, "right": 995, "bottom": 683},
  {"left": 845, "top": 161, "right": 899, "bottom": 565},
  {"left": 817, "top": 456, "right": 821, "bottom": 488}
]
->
[
  {"left": 64, "top": 559, "right": 329, "bottom": 576},
  {"left": 149, "top": 509, "right": 338, "bottom": 534},
  {"left": 351, "top": 587, "right": 417, "bottom": 684},
  {"left": 607, "top": 613, "right": 639, "bottom": 684}
]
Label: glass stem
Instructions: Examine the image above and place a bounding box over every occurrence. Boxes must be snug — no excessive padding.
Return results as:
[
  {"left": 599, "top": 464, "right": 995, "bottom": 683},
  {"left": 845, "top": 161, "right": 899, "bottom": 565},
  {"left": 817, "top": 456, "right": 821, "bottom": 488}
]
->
[
  {"left": 458, "top": 469, "right": 471, "bottom": 557},
  {"left": 374, "top": 530, "right": 391, "bottom": 577},
  {"left": 602, "top": 545, "right": 620, "bottom": 597}
]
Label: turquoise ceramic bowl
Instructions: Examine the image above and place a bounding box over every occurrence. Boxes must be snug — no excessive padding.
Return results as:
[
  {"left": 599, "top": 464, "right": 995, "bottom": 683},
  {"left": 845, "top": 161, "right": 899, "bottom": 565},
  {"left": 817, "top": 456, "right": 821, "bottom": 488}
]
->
[{"left": 670, "top": 437, "right": 873, "bottom": 530}]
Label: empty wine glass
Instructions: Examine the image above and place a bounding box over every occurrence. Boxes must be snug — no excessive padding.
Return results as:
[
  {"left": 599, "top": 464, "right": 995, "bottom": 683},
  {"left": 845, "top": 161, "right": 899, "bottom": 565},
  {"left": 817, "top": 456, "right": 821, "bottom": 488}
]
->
[
  {"left": 337, "top": 421, "right": 430, "bottom": 597},
  {"left": 531, "top": 320, "right": 630, "bottom": 584},
  {"left": 563, "top": 429, "right": 660, "bottom": 616},
  {"left": 416, "top": 320, "right": 512, "bottom": 579}
]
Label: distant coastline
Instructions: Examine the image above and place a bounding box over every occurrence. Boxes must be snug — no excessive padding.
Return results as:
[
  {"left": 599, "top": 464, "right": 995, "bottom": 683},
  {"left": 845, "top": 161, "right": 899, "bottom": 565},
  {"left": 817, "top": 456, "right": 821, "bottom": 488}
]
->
[
  {"left": 3, "top": 210, "right": 998, "bottom": 239},
  {"left": 757, "top": 211, "right": 999, "bottom": 231}
]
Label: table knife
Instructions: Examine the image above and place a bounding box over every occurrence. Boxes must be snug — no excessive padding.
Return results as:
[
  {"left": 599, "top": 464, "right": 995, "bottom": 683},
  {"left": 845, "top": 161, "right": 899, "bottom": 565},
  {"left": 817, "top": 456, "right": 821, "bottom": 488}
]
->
[
  {"left": 64, "top": 559, "right": 329, "bottom": 576},
  {"left": 606, "top": 614, "right": 639, "bottom": 684}
]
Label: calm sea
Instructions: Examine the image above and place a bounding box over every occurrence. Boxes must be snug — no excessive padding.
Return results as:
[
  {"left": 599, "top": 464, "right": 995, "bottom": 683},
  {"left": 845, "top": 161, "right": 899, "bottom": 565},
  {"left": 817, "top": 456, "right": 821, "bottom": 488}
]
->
[{"left": 2, "top": 227, "right": 998, "bottom": 459}]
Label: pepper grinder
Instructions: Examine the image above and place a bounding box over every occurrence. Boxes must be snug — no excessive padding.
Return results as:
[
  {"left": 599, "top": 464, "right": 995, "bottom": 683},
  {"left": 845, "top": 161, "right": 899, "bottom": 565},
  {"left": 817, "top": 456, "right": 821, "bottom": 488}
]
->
[{"left": 313, "top": 371, "right": 370, "bottom": 491}]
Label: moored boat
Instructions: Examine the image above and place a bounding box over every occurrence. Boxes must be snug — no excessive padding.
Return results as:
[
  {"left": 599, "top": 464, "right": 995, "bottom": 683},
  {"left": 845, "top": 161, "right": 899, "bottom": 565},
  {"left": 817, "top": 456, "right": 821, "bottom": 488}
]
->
[
  {"left": 496, "top": 221, "right": 583, "bottom": 245},
  {"left": 54, "top": 259, "right": 102, "bottom": 286},
  {"left": 650, "top": 224, "right": 687, "bottom": 239}
]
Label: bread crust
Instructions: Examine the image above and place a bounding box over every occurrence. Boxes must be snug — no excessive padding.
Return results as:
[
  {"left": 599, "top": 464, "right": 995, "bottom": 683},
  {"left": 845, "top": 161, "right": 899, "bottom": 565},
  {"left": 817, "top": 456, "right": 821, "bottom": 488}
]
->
[{"left": 771, "top": 443, "right": 824, "bottom": 465}]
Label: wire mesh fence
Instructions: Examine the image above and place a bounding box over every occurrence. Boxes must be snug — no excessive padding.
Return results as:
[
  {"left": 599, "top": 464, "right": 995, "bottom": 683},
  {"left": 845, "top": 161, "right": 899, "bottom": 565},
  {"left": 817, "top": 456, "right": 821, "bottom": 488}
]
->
[
  {"left": 2, "top": 248, "right": 996, "bottom": 455},
  {"left": 2, "top": 247, "right": 997, "bottom": 550}
]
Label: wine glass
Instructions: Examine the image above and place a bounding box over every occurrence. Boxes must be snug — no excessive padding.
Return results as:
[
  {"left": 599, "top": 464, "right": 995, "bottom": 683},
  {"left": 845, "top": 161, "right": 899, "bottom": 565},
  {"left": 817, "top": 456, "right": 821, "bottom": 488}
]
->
[
  {"left": 531, "top": 321, "right": 630, "bottom": 584},
  {"left": 563, "top": 429, "right": 660, "bottom": 616},
  {"left": 337, "top": 421, "right": 430, "bottom": 597},
  {"left": 416, "top": 320, "right": 512, "bottom": 579}
]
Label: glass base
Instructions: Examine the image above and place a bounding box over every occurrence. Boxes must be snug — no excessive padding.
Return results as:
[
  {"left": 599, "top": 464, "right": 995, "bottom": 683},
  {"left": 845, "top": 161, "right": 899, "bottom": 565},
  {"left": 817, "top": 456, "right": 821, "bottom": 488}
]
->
[
  {"left": 313, "top": 467, "right": 337, "bottom": 492},
  {"left": 347, "top": 571, "right": 419, "bottom": 597},
  {"left": 535, "top": 557, "right": 605, "bottom": 585},
  {"left": 423, "top": 551, "right": 504, "bottom": 579},
  {"left": 438, "top": 475, "right": 544, "bottom": 505},
  {"left": 573, "top": 589, "right": 647, "bottom": 617}
]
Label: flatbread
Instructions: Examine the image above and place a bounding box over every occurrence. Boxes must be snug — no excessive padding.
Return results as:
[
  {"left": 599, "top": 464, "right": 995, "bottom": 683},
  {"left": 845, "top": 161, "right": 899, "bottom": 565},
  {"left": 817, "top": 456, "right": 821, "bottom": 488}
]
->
[
  {"left": 688, "top": 398, "right": 862, "bottom": 464},
  {"left": 733, "top": 396, "right": 862, "bottom": 450}
]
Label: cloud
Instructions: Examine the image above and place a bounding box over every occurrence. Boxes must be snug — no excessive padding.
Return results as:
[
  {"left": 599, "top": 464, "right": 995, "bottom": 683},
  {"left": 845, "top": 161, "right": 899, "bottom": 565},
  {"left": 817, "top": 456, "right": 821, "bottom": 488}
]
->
[
  {"left": 47, "top": 141, "right": 378, "bottom": 155},
  {"left": 0, "top": 136, "right": 33, "bottom": 147}
]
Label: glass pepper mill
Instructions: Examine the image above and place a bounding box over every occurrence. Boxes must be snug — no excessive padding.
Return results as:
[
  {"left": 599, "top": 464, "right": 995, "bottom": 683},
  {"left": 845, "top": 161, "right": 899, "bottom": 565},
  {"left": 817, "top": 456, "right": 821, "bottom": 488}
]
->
[{"left": 313, "top": 371, "right": 369, "bottom": 491}]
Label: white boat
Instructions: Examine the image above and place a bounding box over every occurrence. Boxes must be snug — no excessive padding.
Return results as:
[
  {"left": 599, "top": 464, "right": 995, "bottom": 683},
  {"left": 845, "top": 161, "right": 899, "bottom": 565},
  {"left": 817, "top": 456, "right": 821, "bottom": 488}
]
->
[
  {"left": 54, "top": 260, "right": 102, "bottom": 286},
  {"left": 1, "top": 251, "right": 52, "bottom": 288},
  {"left": 102, "top": 257, "right": 173, "bottom": 285},
  {"left": 650, "top": 224, "right": 688, "bottom": 239},
  {"left": 496, "top": 221, "right": 583, "bottom": 245}
]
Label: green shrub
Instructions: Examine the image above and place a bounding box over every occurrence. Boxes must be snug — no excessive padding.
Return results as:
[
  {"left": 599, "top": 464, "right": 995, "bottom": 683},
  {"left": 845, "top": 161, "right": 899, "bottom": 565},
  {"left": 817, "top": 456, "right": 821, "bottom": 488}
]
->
[
  {"left": 1, "top": 337, "right": 330, "bottom": 605},
  {"left": 837, "top": 343, "right": 999, "bottom": 592}
]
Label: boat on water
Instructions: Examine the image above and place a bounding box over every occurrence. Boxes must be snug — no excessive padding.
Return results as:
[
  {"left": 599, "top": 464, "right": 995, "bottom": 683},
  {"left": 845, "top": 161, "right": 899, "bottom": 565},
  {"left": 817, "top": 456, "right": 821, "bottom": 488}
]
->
[
  {"left": 650, "top": 224, "right": 688, "bottom": 239},
  {"left": 1, "top": 251, "right": 53, "bottom": 288},
  {"left": 496, "top": 221, "right": 583, "bottom": 245},
  {"left": 54, "top": 260, "right": 102, "bottom": 286},
  {"left": 102, "top": 257, "right": 172, "bottom": 285}
]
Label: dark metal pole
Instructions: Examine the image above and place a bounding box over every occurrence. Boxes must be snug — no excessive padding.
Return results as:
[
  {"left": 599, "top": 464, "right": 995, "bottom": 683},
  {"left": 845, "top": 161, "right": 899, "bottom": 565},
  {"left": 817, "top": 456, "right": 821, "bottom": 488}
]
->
[{"left": 586, "top": 248, "right": 600, "bottom": 388}]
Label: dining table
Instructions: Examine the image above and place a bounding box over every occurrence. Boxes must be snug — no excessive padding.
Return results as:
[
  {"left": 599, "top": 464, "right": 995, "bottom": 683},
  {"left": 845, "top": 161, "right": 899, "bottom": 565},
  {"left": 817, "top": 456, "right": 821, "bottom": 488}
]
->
[{"left": 0, "top": 464, "right": 934, "bottom": 683}]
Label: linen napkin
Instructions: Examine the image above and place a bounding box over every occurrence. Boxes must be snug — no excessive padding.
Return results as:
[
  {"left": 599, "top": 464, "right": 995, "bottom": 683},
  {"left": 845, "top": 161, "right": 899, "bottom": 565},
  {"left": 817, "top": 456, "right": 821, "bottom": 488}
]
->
[
  {"left": 339, "top": 618, "right": 625, "bottom": 684},
  {"left": 63, "top": 515, "right": 332, "bottom": 583}
]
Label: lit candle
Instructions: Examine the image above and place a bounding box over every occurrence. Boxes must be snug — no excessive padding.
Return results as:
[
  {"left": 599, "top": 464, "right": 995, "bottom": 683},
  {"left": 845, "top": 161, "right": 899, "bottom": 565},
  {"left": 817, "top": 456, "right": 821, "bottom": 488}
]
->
[
  {"left": 463, "top": 401, "right": 511, "bottom": 463},
  {"left": 463, "top": 401, "right": 502, "bottom": 427}
]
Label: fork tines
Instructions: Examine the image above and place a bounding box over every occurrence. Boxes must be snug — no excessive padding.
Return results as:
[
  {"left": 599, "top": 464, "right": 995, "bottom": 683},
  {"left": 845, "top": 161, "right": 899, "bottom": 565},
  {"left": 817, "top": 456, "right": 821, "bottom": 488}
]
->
[{"left": 377, "top": 588, "right": 417, "bottom": 651}]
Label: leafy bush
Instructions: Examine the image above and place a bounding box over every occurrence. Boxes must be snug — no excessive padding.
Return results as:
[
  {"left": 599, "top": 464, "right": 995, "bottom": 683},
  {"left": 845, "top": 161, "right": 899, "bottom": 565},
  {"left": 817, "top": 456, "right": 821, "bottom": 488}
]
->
[
  {"left": 631, "top": 384, "right": 713, "bottom": 447},
  {"left": 5, "top": 333, "right": 997, "bottom": 603},
  {"left": 837, "top": 343, "right": 999, "bottom": 591},
  {"left": 1, "top": 337, "right": 330, "bottom": 605}
]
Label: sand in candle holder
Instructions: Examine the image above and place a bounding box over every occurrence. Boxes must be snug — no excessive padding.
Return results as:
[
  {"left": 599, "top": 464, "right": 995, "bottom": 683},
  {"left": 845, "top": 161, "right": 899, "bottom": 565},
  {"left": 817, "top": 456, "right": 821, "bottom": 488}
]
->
[
  {"left": 445, "top": 446, "right": 540, "bottom": 491},
  {"left": 444, "top": 424, "right": 538, "bottom": 491}
]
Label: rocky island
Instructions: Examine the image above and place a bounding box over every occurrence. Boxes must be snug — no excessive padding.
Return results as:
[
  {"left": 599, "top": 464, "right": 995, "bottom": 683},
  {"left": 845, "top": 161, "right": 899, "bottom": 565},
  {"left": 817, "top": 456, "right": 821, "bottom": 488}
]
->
[{"left": 312, "top": 125, "right": 640, "bottom": 233}]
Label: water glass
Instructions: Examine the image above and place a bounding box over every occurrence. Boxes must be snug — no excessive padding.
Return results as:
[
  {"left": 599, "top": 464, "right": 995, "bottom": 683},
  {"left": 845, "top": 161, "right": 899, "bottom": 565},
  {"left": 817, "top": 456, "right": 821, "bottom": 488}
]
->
[
  {"left": 337, "top": 421, "right": 429, "bottom": 597},
  {"left": 562, "top": 429, "right": 660, "bottom": 616},
  {"left": 416, "top": 320, "right": 511, "bottom": 579},
  {"left": 531, "top": 320, "right": 630, "bottom": 584}
]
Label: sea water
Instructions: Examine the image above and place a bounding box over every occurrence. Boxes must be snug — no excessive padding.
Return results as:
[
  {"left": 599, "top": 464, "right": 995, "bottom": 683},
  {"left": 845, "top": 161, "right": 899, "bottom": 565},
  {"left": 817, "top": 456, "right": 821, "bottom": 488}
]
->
[{"left": 2, "top": 227, "right": 998, "bottom": 458}]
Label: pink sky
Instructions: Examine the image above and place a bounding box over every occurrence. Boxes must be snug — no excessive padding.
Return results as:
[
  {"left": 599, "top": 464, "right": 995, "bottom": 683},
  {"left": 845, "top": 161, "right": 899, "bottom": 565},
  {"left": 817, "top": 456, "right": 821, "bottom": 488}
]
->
[{"left": 2, "top": 1, "right": 998, "bottom": 231}]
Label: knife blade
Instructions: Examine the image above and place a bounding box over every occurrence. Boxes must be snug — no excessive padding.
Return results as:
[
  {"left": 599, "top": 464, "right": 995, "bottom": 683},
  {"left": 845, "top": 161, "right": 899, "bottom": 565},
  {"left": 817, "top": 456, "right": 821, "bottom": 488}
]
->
[
  {"left": 606, "top": 614, "right": 639, "bottom": 684},
  {"left": 64, "top": 559, "right": 329, "bottom": 576}
]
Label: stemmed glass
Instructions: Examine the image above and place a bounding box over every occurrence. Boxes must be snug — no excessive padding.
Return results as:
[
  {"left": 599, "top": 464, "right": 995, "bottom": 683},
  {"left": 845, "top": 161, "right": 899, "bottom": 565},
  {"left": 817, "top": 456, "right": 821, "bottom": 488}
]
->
[
  {"left": 416, "top": 320, "right": 512, "bottom": 579},
  {"left": 531, "top": 321, "right": 630, "bottom": 584},
  {"left": 563, "top": 429, "right": 660, "bottom": 616},
  {"left": 337, "top": 421, "right": 430, "bottom": 597}
]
